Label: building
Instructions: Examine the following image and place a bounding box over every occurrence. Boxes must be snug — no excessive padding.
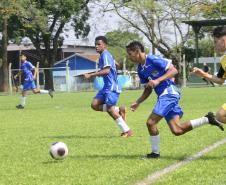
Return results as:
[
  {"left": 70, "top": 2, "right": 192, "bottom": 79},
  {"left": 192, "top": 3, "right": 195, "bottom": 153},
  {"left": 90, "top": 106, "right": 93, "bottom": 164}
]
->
[{"left": 52, "top": 53, "right": 98, "bottom": 91}]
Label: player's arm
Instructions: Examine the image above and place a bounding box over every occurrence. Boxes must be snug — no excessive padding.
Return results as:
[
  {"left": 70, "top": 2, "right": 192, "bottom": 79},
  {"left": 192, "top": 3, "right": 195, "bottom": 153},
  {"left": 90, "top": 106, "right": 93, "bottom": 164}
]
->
[
  {"left": 148, "top": 64, "right": 178, "bottom": 88},
  {"left": 84, "top": 67, "right": 110, "bottom": 79},
  {"left": 14, "top": 70, "right": 22, "bottom": 79},
  {"left": 192, "top": 67, "right": 225, "bottom": 85},
  {"left": 130, "top": 85, "right": 152, "bottom": 112}
]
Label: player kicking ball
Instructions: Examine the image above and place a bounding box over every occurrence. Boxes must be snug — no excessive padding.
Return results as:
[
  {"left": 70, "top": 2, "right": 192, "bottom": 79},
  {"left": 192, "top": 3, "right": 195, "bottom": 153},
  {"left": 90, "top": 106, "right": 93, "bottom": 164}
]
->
[
  {"left": 126, "top": 41, "right": 224, "bottom": 159},
  {"left": 14, "top": 54, "right": 53, "bottom": 109},
  {"left": 84, "top": 36, "right": 133, "bottom": 137}
]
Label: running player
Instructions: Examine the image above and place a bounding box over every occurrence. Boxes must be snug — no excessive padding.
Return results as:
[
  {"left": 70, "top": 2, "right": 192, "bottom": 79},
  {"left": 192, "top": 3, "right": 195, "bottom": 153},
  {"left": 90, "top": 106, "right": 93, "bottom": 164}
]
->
[
  {"left": 84, "top": 36, "right": 133, "bottom": 137},
  {"left": 192, "top": 26, "right": 226, "bottom": 124},
  {"left": 126, "top": 41, "right": 223, "bottom": 158},
  {"left": 14, "top": 54, "right": 53, "bottom": 109}
]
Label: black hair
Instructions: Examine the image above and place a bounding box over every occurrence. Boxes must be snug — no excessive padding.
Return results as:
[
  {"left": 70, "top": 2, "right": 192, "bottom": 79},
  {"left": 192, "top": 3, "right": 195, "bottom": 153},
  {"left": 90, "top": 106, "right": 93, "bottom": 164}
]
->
[
  {"left": 212, "top": 26, "right": 226, "bottom": 38},
  {"left": 126, "top": 41, "right": 145, "bottom": 52},
  {"left": 95, "top": 36, "right": 108, "bottom": 44}
]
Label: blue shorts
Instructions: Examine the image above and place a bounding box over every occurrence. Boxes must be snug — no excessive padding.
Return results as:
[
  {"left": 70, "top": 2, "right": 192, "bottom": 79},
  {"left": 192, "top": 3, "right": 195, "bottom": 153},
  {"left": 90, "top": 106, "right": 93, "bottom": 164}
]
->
[
  {"left": 152, "top": 94, "right": 183, "bottom": 123},
  {"left": 23, "top": 80, "right": 36, "bottom": 91},
  {"left": 95, "top": 89, "right": 120, "bottom": 106}
]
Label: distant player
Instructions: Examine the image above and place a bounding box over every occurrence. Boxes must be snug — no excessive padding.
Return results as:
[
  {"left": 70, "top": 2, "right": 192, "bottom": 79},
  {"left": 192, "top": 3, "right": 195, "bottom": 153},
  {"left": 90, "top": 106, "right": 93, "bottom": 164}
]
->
[
  {"left": 126, "top": 41, "right": 223, "bottom": 159},
  {"left": 192, "top": 26, "right": 226, "bottom": 124},
  {"left": 14, "top": 54, "right": 53, "bottom": 109},
  {"left": 84, "top": 36, "right": 133, "bottom": 137}
]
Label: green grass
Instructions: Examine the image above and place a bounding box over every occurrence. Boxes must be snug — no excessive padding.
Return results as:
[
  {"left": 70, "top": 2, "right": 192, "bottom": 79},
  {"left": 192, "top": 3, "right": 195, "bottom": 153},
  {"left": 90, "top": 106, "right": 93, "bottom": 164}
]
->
[{"left": 0, "top": 86, "right": 225, "bottom": 185}]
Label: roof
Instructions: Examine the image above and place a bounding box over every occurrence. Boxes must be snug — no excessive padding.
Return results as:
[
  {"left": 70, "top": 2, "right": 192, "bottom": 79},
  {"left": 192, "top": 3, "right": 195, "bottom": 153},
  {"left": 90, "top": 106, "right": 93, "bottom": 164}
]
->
[
  {"left": 183, "top": 19, "right": 226, "bottom": 27},
  {"left": 54, "top": 53, "right": 98, "bottom": 66}
]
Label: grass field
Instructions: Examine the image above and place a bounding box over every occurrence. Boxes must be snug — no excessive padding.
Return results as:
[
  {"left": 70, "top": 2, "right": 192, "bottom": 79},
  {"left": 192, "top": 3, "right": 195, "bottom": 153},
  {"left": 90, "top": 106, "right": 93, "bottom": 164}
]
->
[{"left": 0, "top": 86, "right": 226, "bottom": 185}]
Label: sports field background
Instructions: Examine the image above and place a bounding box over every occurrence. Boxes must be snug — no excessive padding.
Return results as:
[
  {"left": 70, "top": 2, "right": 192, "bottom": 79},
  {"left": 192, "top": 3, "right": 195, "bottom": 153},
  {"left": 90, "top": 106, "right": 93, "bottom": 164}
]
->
[{"left": 0, "top": 86, "right": 225, "bottom": 185}]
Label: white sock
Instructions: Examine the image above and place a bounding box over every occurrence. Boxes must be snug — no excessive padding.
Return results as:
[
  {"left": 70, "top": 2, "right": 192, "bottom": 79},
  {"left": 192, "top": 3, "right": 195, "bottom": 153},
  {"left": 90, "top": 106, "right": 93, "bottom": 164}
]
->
[
  {"left": 151, "top": 134, "right": 160, "bottom": 154},
  {"left": 40, "top": 89, "right": 49, "bottom": 94},
  {"left": 21, "top": 96, "right": 26, "bottom": 106},
  {"left": 190, "top": 117, "right": 208, "bottom": 129},
  {"left": 102, "top": 105, "right": 119, "bottom": 112},
  {"left": 115, "top": 106, "right": 119, "bottom": 112},
  {"left": 102, "top": 104, "right": 107, "bottom": 112},
  {"left": 115, "top": 116, "right": 130, "bottom": 133}
]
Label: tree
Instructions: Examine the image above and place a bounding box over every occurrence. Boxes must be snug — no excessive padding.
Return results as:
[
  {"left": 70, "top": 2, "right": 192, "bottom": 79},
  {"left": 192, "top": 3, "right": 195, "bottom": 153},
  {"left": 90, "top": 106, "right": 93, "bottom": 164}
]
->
[
  {"left": 105, "top": 30, "right": 142, "bottom": 70},
  {"left": 21, "top": 0, "right": 90, "bottom": 90},
  {"left": 0, "top": 0, "right": 24, "bottom": 92},
  {"left": 102, "top": 0, "right": 211, "bottom": 84}
]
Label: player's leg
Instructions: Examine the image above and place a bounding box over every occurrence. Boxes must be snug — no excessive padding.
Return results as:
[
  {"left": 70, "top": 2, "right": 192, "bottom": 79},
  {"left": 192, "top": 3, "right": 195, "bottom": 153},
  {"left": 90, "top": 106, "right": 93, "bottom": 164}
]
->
[
  {"left": 145, "top": 113, "right": 162, "bottom": 158},
  {"left": 16, "top": 90, "right": 27, "bottom": 109},
  {"left": 32, "top": 85, "right": 53, "bottom": 98},
  {"left": 216, "top": 104, "right": 226, "bottom": 123},
  {"left": 91, "top": 98, "right": 105, "bottom": 111},
  {"left": 105, "top": 91, "right": 132, "bottom": 137},
  {"left": 168, "top": 112, "right": 224, "bottom": 136}
]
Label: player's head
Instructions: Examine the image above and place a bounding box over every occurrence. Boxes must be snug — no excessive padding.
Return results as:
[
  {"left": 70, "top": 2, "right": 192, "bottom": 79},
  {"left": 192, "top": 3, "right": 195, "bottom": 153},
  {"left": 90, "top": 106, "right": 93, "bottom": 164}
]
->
[
  {"left": 126, "top": 41, "right": 145, "bottom": 63},
  {"left": 20, "top": 54, "right": 27, "bottom": 62},
  {"left": 95, "top": 36, "right": 107, "bottom": 54},
  {"left": 212, "top": 26, "right": 226, "bottom": 53}
]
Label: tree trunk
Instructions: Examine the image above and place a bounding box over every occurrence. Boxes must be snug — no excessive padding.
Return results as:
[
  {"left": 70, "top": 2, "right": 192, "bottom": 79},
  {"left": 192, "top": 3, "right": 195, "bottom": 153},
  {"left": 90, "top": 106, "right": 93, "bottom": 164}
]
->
[
  {"left": 0, "top": 17, "right": 9, "bottom": 92},
  {"left": 44, "top": 69, "right": 54, "bottom": 90}
]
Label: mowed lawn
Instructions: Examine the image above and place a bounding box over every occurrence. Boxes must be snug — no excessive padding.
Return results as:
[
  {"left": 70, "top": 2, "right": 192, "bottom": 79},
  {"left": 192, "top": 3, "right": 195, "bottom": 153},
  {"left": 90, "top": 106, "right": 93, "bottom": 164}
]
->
[{"left": 0, "top": 86, "right": 225, "bottom": 185}]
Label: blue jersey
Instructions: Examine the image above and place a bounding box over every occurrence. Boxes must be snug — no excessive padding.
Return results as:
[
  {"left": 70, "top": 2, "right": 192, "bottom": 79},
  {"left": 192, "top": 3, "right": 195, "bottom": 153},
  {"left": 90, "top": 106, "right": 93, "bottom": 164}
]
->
[
  {"left": 20, "top": 61, "right": 35, "bottom": 81},
  {"left": 137, "top": 54, "right": 179, "bottom": 97},
  {"left": 98, "top": 50, "right": 121, "bottom": 93}
]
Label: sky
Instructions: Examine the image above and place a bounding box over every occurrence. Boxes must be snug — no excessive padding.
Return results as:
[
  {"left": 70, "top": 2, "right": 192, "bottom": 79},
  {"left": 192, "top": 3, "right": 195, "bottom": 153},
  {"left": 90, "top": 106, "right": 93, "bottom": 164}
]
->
[{"left": 63, "top": 2, "right": 123, "bottom": 46}]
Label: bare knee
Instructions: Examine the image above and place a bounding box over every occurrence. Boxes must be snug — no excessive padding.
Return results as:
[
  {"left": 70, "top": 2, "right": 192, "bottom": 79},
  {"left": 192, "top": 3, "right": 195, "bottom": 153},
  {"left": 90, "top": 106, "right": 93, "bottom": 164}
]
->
[
  {"left": 91, "top": 103, "right": 98, "bottom": 111},
  {"left": 170, "top": 127, "right": 184, "bottom": 136}
]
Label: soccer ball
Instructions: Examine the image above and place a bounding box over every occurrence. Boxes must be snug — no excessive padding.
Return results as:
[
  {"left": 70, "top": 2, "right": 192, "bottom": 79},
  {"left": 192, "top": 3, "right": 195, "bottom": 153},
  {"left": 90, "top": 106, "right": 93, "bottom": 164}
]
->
[{"left": 49, "top": 142, "right": 68, "bottom": 160}]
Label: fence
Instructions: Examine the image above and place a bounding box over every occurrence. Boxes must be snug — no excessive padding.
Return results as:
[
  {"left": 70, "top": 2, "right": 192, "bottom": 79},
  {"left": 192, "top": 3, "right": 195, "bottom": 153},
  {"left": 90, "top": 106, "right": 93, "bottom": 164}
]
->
[{"left": 9, "top": 63, "right": 140, "bottom": 94}]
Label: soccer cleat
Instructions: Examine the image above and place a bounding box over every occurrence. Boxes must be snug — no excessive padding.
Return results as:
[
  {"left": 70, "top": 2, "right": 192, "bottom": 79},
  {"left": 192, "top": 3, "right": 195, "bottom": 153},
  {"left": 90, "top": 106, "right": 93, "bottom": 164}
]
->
[
  {"left": 143, "top": 152, "right": 160, "bottom": 159},
  {"left": 205, "top": 112, "right": 224, "bottom": 131},
  {"left": 49, "top": 89, "right": 53, "bottom": 98},
  {"left": 16, "top": 104, "right": 24, "bottom": 109},
  {"left": 119, "top": 106, "right": 126, "bottom": 121},
  {"left": 121, "top": 129, "right": 133, "bottom": 138}
]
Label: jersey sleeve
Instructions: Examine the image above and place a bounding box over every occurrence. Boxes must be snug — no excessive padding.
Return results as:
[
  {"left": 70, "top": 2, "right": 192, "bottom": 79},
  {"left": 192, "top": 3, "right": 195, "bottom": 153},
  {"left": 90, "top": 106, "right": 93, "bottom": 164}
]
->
[
  {"left": 100, "top": 52, "right": 113, "bottom": 69},
  {"left": 150, "top": 55, "right": 172, "bottom": 71},
  {"left": 27, "top": 62, "right": 35, "bottom": 70},
  {"left": 217, "top": 55, "right": 226, "bottom": 79}
]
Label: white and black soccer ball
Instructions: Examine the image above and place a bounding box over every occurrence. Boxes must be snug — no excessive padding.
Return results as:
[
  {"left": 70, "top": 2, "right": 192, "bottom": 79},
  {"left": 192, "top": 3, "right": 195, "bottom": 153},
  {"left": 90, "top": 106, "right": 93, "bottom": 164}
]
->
[{"left": 49, "top": 142, "right": 68, "bottom": 160}]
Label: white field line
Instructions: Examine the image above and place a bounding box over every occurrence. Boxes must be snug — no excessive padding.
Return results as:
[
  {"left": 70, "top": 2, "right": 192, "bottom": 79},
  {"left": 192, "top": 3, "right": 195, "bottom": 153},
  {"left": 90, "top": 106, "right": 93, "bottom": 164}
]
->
[{"left": 136, "top": 137, "right": 226, "bottom": 185}]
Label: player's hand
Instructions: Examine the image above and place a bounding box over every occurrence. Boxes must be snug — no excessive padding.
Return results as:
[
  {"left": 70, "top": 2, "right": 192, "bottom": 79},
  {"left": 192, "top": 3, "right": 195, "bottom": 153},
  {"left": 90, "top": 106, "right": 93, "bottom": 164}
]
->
[
  {"left": 130, "top": 102, "right": 139, "bottom": 112},
  {"left": 84, "top": 73, "right": 92, "bottom": 79},
  {"left": 191, "top": 67, "right": 205, "bottom": 77},
  {"left": 148, "top": 79, "right": 160, "bottom": 88},
  {"left": 14, "top": 75, "right": 18, "bottom": 79}
]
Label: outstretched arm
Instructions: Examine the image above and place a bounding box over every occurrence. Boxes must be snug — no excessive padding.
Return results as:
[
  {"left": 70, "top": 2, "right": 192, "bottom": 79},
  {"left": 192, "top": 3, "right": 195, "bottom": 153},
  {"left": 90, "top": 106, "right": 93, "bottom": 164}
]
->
[
  {"left": 84, "top": 67, "right": 110, "bottom": 79},
  {"left": 192, "top": 67, "right": 225, "bottom": 85}
]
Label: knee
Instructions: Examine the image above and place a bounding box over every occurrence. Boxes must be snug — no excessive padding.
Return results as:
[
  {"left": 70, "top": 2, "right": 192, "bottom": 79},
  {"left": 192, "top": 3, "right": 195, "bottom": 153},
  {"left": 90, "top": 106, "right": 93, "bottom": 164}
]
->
[
  {"left": 91, "top": 103, "right": 98, "bottom": 111},
  {"left": 170, "top": 128, "right": 183, "bottom": 136}
]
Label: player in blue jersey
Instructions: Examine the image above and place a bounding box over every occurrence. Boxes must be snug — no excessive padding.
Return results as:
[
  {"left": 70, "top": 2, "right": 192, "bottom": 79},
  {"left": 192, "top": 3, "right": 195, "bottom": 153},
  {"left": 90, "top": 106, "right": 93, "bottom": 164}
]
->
[
  {"left": 14, "top": 54, "right": 53, "bottom": 109},
  {"left": 126, "top": 41, "right": 223, "bottom": 158},
  {"left": 84, "top": 36, "right": 133, "bottom": 137},
  {"left": 193, "top": 26, "right": 226, "bottom": 125}
]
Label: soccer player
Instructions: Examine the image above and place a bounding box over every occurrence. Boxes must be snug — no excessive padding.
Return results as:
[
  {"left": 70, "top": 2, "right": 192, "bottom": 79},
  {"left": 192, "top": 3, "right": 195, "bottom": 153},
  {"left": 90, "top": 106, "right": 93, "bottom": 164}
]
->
[
  {"left": 192, "top": 26, "right": 226, "bottom": 124},
  {"left": 84, "top": 36, "right": 133, "bottom": 137},
  {"left": 126, "top": 41, "right": 224, "bottom": 159},
  {"left": 14, "top": 54, "right": 53, "bottom": 109}
]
